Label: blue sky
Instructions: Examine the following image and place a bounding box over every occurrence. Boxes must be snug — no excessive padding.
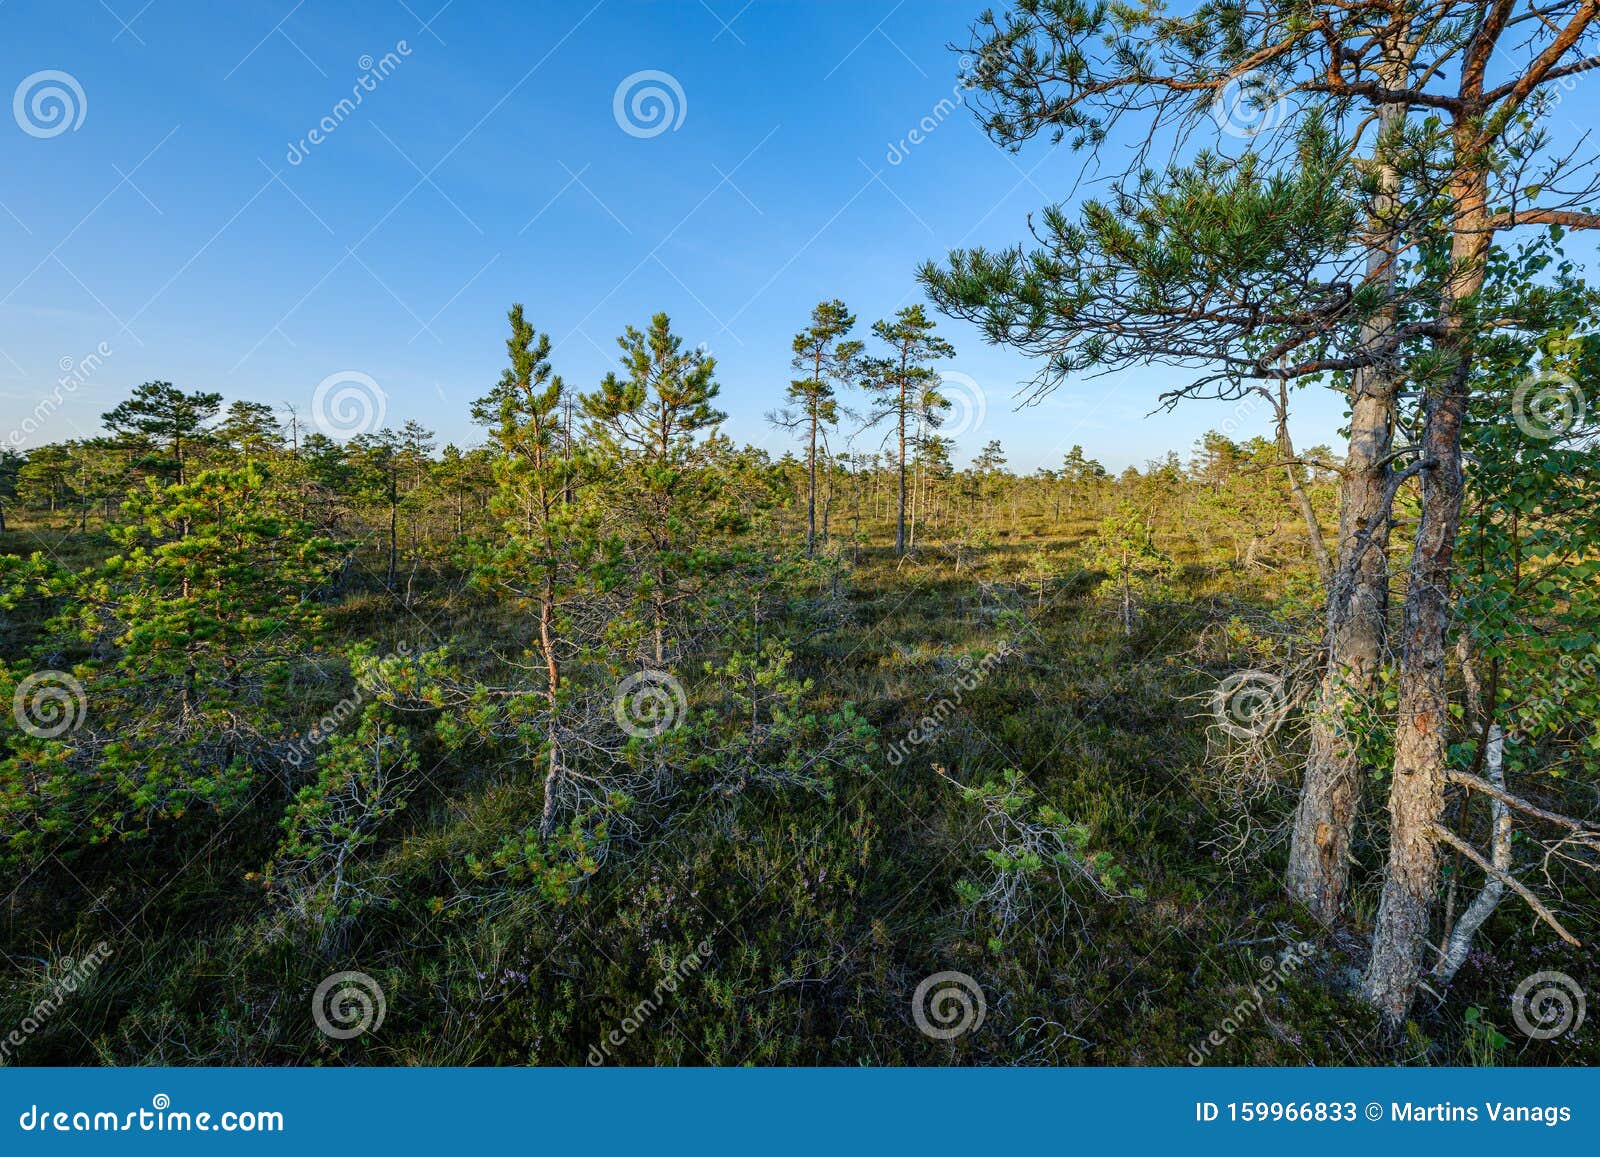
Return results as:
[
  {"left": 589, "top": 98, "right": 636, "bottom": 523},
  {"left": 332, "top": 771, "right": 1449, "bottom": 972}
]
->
[{"left": 0, "top": 1, "right": 1592, "bottom": 472}]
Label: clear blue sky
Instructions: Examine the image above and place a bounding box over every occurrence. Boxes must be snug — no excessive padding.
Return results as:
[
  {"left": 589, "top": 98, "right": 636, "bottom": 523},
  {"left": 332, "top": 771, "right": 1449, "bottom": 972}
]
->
[{"left": 1, "top": 1, "right": 1593, "bottom": 472}]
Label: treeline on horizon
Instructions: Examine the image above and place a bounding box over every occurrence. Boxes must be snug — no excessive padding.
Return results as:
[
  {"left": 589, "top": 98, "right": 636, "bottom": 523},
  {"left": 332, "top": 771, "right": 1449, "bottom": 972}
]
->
[{"left": 0, "top": 325, "right": 1337, "bottom": 567}]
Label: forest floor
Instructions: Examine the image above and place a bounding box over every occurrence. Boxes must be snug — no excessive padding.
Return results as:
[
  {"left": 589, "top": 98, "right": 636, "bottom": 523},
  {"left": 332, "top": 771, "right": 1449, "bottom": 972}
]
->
[{"left": 3, "top": 517, "right": 1594, "bottom": 1066}]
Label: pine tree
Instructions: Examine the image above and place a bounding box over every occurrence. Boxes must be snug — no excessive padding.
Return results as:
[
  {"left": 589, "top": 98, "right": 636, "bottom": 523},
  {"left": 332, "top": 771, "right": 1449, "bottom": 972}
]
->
[
  {"left": 218, "top": 401, "right": 284, "bottom": 461},
  {"left": 773, "top": 300, "right": 862, "bottom": 557},
  {"left": 266, "top": 703, "right": 418, "bottom": 932},
  {"left": 1, "top": 465, "right": 346, "bottom": 861},
  {"left": 0, "top": 449, "right": 19, "bottom": 533},
  {"left": 927, "top": 0, "right": 1600, "bottom": 1020},
  {"left": 583, "top": 312, "right": 725, "bottom": 664},
  {"left": 1085, "top": 506, "right": 1180, "bottom": 636},
  {"left": 861, "top": 306, "right": 954, "bottom": 556},
  {"left": 474, "top": 304, "right": 588, "bottom": 839},
  {"left": 102, "top": 381, "right": 222, "bottom": 484}
]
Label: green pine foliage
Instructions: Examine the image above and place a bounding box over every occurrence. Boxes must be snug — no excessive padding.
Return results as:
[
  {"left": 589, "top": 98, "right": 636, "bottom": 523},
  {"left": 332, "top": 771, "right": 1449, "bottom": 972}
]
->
[{"left": 1, "top": 236, "right": 1596, "bottom": 1067}]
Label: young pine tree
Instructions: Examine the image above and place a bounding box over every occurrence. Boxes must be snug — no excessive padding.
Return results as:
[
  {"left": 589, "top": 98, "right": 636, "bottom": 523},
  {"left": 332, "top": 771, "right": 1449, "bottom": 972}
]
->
[
  {"left": 265, "top": 704, "right": 419, "bottom": 932},
  {"left": 1085, "top": 506, "right": 1180, "bottom": 636},
  {"left": 473, "top": 304, "right": 590, "bottom": 840},
  {"left": 1, "top": 465, "right": 345, "bottom": 862},
  {"left": 583, "top": 312, "right": 726, "bottom": 664}
]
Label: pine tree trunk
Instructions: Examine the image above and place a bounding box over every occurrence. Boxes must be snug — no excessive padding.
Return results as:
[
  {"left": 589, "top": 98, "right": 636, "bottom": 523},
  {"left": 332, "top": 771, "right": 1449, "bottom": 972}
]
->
[
  {"left": 806, "top": 410, "right": 818, "bottom": 557},
  {"left": 387, "top": 498, "right": 399, "bottom": 589},
  {"left": 896, "top": 394, "right": 908, "bottom": 556},
  {"left": 537, "top": 574, "right": 562, "bottom": 841},
  {"left": 1287, "top": 383, "right": 1395, "bottom": 921},
  {"left": 1285, "top": 79, "right": 1408, "bottom": 923},
  {"left": 1364, "top": 164, "right": 1488, "bottom": 1026},
  {"left": 821, "top": 456, "right": 833, "bottom": 545},
  {"left": 1363, "top": 387, "right": 1466, "bottom": 1023},
  {"left": 653, "top": 538, "right": 668, "bottom": 666},
  {"left": 539, "top": 738, "right": 561, "bottom": 840},
  {"left": 909, "top": 452, "right": 920, "bottom": 550}
]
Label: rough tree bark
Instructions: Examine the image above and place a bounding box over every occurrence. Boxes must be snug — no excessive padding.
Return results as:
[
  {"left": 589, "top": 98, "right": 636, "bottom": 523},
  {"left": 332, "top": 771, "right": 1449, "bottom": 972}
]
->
[
  {"left": 1362, "top": 156, "right": 1489, "bottom": 1023},
  {"left": 895, "top": 367, "right": 909, "bottom": 556},
  {"left": 1286, "top": 76, "right": 1410, "bottom": 922},
  {"left": 1361, "top": 0, "right": 1600, "bottom": 1021},
  {"left": 806, "top": 407, "right": 819, "bottom": 557}
]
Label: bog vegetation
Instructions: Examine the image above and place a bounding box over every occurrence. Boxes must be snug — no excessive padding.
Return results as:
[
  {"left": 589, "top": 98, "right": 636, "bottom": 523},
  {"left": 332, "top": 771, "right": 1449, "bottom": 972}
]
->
[{"left": 2, "top": 0, "right": 1599, "bottom": 1065}]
